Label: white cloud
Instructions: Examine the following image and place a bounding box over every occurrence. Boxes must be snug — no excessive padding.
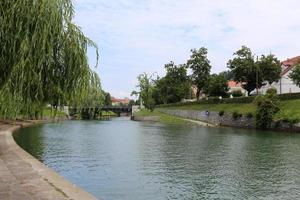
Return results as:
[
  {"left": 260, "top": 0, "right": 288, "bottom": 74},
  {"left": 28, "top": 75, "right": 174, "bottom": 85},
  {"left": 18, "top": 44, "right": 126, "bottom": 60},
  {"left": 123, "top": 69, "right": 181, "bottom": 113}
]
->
[{"left": 74, "top": 0, "right": 300, "bottom": 98}]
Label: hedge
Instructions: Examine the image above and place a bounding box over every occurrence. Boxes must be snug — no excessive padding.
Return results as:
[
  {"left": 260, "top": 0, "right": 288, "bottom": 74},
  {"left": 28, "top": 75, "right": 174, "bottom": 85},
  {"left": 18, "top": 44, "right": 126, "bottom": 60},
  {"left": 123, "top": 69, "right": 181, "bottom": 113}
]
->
[{"left": 156, "top": 92, "right": 300, "bottom": 108}]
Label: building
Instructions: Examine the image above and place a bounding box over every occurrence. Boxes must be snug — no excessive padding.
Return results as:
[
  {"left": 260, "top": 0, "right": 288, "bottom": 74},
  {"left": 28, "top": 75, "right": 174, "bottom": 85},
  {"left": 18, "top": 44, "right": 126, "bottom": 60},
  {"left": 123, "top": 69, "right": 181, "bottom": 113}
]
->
[
  {"left": 227, "top": 81, "right": 247, "bottom": 95},
  {"left": 111, "top": 97, "right": 130, "bottom": 106},
  {"left": 259, "top": 55, "right": 300, "bottom": 94}
]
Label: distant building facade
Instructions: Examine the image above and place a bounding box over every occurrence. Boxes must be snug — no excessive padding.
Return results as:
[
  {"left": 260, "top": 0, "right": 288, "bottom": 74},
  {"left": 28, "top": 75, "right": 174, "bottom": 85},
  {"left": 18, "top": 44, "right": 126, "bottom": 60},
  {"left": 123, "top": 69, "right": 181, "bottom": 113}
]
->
[
  {"left": 111, "top": 97, "right": 130, "bottom": 106},
  {"left": 227, "top": 81, "right": 247, "bottom": 95},
  {"left": 259, "top": 55, "right": 300, "bottom": 94}
]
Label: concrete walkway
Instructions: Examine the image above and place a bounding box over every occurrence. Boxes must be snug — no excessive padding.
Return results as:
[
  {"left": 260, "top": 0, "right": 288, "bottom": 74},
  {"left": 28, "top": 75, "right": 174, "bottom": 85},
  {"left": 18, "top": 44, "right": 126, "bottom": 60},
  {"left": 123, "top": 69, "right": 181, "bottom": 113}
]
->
[{"left": 0, "top": 121, "right": 98, "bottom": 200}]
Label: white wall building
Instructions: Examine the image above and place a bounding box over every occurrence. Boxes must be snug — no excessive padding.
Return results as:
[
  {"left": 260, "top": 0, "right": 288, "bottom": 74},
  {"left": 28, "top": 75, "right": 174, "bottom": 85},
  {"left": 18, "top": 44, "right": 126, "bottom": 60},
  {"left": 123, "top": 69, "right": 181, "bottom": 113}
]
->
[{"left": 259, "top": 56, "right": 300, "bottom": 94}]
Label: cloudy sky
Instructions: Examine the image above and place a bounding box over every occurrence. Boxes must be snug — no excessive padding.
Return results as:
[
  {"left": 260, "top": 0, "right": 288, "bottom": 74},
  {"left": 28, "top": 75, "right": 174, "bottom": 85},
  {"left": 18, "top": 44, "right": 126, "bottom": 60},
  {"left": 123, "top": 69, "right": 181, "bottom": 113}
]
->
[{"left": 74, "top": 0, "right": 300, "bottom": 98}]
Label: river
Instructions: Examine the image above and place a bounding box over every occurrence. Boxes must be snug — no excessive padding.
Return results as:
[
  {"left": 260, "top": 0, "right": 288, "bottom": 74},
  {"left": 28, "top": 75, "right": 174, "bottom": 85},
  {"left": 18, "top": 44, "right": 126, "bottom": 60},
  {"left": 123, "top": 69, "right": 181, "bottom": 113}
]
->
[{"left": 14, "top": 117, "right": 300, "bottom": 200}]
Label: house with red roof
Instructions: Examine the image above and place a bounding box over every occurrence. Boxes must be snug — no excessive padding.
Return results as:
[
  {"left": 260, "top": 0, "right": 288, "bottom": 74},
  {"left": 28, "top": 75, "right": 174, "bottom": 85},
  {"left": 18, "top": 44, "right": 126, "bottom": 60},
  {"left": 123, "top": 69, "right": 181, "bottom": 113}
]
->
[
  {"left": 259, "top": 55, "right": 300, "bottom": 94},
  {"left": 227, "top": 81, "right": 247, "bottom": 95},
  {"left": 111, "top": 97, "right": 130, "bottom": 106}
]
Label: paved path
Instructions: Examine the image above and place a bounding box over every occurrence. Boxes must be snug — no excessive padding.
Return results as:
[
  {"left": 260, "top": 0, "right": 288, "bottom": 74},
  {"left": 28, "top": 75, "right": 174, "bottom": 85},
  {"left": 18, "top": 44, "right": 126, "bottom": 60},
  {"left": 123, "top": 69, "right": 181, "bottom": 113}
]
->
[{"left": 0, "top": 121, "right": 98, "bottom": 200}]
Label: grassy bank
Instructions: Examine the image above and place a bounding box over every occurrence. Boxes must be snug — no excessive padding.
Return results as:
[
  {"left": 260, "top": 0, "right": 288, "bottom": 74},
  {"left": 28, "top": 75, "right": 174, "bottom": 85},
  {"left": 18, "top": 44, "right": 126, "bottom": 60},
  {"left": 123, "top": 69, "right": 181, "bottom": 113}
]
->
[
  {"left": 160, "top": 99, "right": 300, "bottom": 122},
  {"left": 134, "top": 109, "right": 193, "bottom": 125}
]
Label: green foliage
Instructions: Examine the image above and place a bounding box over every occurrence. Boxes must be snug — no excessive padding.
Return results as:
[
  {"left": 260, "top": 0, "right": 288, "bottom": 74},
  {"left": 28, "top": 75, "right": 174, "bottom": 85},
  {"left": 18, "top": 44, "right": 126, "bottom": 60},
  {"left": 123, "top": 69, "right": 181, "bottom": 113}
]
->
[
  {"left": 289, "top": 62, "right": 300, "bottom": 87},
  {"left": 227, "top": 46, "right": 260, "bottom": 95},
  {"left": 231, "top": 90, "right": 243, "bottom": 97},
  {"left": 232, "top": 111, "right": 242, "bottom": 119},
  {"left": 0, "top": 0, "right": 99, "bottom": 119},
  {"left": 153, "top": 62, "right": 191, "bottom": 104},
  {"left": 104, "top": 92, "right": 112, "bottom": 107},
  {"left": 219, "top": 110, "right": 225, "bottom": 116},
  {"left": 219, "top": 70, "right": 235, "bottom": 81},
  {"left": 205, "top": 74, "right": 229, "bottom": 97},
  {"left": 255, "top": 93, "right": 280, "bottom": 129},
  {"left": 246, "top": 112, "right": 254, "bottom": 119},
  {"left": 228, "top": 47, "right": 281, "bottom": 96},
  {"left": 76, "top": 72, "right": 104, "bottom": 108},
  {"left": 187, "top": 48, "right": 211, "bottom": 99},
  {"left": 258, "top": 54, "right": 281, "bottom": 85},
  {"left": 133, "top": 73, "right": 156, "bottom": 111},
  {"left": 266, "top": 88, "right": 277, "bottom": 95}
]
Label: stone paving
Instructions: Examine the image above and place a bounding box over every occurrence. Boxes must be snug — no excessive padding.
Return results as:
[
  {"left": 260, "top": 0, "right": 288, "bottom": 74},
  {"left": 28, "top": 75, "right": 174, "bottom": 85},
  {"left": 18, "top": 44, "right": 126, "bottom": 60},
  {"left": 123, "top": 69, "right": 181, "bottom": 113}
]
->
[{"left": 0, "top": 121, "right": 98, "bottom": 200}]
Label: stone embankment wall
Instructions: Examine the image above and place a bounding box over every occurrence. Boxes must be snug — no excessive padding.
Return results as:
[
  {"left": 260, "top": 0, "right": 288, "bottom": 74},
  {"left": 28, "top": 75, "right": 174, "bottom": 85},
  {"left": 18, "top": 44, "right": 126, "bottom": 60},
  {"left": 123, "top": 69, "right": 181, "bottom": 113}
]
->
[
  {"left": 160, "top": 109, "right": 300, "bottom": 132},
  {"left": 160, "top": 109, "right": 255, "bottom": 128},
  {"left": 131, "top": 115, "right": 160, "bottom": 122}
]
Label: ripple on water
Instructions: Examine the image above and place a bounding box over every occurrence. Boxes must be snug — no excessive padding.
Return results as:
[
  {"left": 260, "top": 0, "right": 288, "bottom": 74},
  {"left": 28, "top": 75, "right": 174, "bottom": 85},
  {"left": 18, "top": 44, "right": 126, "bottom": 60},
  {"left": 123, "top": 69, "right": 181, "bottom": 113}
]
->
[{"left": 14, "top": 118, "right": 300, "bottom": 200}]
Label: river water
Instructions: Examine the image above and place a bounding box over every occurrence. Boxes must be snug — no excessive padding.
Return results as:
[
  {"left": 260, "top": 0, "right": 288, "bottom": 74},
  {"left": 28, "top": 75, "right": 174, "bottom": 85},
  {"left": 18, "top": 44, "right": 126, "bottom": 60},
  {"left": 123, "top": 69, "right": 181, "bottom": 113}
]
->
[{"left": 14, "top": 117, "right": 300, "bottom": 200}]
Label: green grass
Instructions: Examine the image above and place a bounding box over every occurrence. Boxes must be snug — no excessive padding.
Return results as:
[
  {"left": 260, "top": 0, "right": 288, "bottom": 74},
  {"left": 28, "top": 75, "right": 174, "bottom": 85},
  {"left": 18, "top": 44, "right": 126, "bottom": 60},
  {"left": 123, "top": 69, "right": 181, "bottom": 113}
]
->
[
  {"left": 42, "top": 107, "right": 66, "bottom": 117},
  {"left": 161, "top": 99, "right": 300, "bottom": 122},
  {"left": 164, "top": 102, "right": 256, "bottom": 115},
  {"left": 101, "top": 111, "right": 117, "bottom": 117},
  {"left": 275, "top": 99, "right": 300, "bottom": 122},
  {"left": 134, "top": 109, "right": 193, "bottom": 125}
]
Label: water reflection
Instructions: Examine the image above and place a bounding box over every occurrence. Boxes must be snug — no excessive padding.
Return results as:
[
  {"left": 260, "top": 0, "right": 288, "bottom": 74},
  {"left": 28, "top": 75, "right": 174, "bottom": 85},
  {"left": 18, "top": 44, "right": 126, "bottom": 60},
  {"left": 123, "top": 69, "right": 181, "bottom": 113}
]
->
[{"left": 14, "top": 118, "right": 300, "bottom": 200}]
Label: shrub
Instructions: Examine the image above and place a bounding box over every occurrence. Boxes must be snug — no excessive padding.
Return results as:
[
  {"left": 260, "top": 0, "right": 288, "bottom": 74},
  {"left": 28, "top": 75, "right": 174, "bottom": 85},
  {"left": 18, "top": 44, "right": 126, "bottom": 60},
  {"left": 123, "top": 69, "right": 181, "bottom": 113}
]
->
[
  {"left": 266, "top": 88, "right": 277, "bottom": 95},
  {"left": 219, "top": 110, "right": 225, "bottom": 116},
  {"left": 232, "top": 111, "right": 242, "bottom": 120},
  {"left": 255, "top": 93, "right": 280, "bottom": 129},
  {"left": 231, "top": 90, "right": 243, "bottom": 97},
  {"left": 246, "top": 112, "right": 253, "bottom": 119}
]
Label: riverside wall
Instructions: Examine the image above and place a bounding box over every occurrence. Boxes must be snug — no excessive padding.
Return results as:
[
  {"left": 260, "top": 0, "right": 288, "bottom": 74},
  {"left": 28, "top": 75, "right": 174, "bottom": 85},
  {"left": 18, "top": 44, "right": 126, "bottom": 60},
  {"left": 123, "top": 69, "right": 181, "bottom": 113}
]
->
[
  {"left": 0, "top": 121, "right": 98, "bottom": 200},
  {"left": 160, "top": 109, "right": 255, "bottom": 128},
  {"left": 159, "top": 109, "right": 300, "bottom": 132}
]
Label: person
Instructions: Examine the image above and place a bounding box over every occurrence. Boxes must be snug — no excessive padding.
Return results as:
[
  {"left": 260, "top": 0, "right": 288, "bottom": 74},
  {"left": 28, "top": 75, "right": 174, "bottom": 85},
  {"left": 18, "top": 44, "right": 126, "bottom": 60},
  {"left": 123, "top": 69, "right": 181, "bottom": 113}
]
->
[{"left": 205, "top": 110, "right": 209, "bottom": 116}]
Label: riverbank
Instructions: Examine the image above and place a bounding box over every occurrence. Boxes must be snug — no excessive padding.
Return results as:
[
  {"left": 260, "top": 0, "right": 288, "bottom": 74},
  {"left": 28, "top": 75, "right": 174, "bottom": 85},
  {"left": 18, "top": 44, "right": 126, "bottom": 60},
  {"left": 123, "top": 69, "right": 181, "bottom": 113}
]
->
[
  {"left": 0, "top": 120, "right": 97, "bottom": 200},
  {"left": 132, "top": 109, "right": 210, "bottom": 126},
  {"left": 162, "top": 99, "right": 300, "bottom": 123}
]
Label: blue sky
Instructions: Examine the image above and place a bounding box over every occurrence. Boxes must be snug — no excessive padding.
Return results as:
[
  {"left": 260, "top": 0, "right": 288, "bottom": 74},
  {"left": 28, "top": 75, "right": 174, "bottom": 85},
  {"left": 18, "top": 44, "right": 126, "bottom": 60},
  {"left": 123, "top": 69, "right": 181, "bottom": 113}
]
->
[{"left": 74, "top": 0, "right": 300, "bottom": 98}]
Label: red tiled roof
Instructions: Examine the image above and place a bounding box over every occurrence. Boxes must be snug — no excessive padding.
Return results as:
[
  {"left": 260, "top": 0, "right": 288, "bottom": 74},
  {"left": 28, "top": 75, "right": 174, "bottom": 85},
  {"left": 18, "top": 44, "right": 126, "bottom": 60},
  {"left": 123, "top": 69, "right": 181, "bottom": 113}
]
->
[
  {"left": 228, "top": 81, "right": 242, "bottom": 87},
  {"left": 111, "top": 97, "right": 130, "bottom": 104},
  {"left": 281, "top": 55, "right": 300, "bottom": 76}
]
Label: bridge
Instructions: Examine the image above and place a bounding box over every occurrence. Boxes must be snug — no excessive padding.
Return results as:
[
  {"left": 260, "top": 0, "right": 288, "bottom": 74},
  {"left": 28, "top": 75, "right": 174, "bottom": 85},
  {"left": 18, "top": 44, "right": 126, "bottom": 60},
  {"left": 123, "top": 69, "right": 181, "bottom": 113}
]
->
[{"left": 69, "top": 106, "right": 132, "bottom": 119}]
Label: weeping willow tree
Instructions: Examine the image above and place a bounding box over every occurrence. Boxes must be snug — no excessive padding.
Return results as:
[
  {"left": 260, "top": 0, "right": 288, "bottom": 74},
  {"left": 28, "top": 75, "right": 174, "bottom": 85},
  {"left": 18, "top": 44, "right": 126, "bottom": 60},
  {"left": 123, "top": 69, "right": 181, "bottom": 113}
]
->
[{"left": 0, "top": 0, "right": 100, "bottom": 119}]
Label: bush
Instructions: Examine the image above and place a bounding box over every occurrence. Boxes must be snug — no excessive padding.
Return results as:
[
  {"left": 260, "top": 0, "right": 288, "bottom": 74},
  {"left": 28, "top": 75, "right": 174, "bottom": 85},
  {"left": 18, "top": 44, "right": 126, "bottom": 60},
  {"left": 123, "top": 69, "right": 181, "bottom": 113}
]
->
[
  {"left": 232, "top": 111, "right": 242, "bottom": 120},
  {"left": 255, "top": 93, "right": 280, "bottom": 129},
  {"left": 246, "top": 112, "right": 253, "bottom": 119},
  {"left": 266, "top": 88, "right": 277, "bottom": 95},
  {"left": 219, "top": 110, "right": 225, "bottom": 116},
  {"left": 231, "top": 90, "right": 243, "bottom": 97}
]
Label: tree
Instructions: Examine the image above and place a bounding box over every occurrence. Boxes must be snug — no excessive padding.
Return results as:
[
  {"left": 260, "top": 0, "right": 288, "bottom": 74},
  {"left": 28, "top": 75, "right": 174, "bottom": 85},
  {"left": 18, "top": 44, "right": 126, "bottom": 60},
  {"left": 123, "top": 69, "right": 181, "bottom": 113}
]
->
[
  {"left": 258, "top": 54, "right": 281, "bottom": 85},
  {"left": 204, "top": 74, "right": 229, "bottom": 97},
  {"left": 187, "top": 48, "right": 211, "bottom": 100},
  {"left": 289, "top": 62, "right": 300, "bottom": 87},
  {"left": 227, "top": 46, "right": 261, "bottom": 95},
  {"left": 153, "top": 62, "right": 191, "bottom": 104},
  {"left": 133, "top": 73, "right": 156, "bottom": 111},
  {"left": 104, "top": 92, "right": 112, "bottom": 107},
  {"left": 0, "top": 0, "right": 99, "bottom": 119},
  {"left": 219, "top": 70, "right": 235, "bottom": 81}
]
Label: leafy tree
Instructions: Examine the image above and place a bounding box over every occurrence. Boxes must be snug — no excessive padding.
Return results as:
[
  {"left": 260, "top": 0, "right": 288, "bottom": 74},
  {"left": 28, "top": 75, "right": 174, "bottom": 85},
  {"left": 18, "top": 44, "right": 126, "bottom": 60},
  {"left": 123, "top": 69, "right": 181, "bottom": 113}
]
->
[
  {"left": 204, "top": 74, "right": 229, "bottom": 97},
  {"left": 257, "top": 54, "right": 281, "bottom": 85},
  {"left": 128, "top": 100, "right": 135, "bottom": 107},
  {"left": 153, "top": 62, "right": 191, "bottom": 104},
  {"left": 219, "top": 70, "right": 235, "bottom": 81},
  {"left": 227, "top": 46, "right": 261, "bottom": 95},
  {"left": 133, "top": 73, "right": 156, "bottom": 111},
  {"left": 289, "top": 62, "right": 300, "bottom": 87},
  {"left": 104, "top": 92, "right": 112, "bottom": 107},
  {"left": 187, "top": 48, "right": 211, "bottom": 100},
  {"left": 0, "top": 0, "right": 98, "bottom": 119}
]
